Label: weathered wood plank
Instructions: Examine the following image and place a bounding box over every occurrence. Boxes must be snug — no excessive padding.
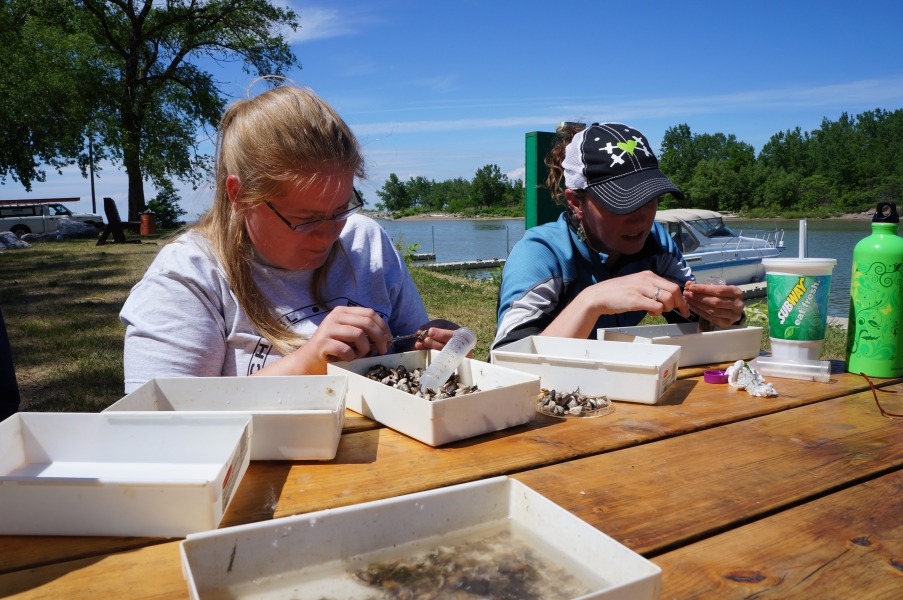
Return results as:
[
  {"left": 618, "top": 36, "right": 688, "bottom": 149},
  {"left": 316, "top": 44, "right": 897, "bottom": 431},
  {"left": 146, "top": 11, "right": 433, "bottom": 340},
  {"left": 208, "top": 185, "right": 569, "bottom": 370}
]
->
[
  {"left": 655, "top": 470, "right": 903, "bottom": 599},
  {"left": 2, "top": 381, "right": 900, "bottom": 598},
  {"left": 0, "top": 374, "right": 893, "bottom": 576},
  {"left": 676, "top": 360, "right": 737, "bottom": 379},
  {"left": 511, "top": 384, "right": 903, "bottom": 556},
  {"left": 342, "top": 408, "right": 382, "bottom": 434},
  {"left": 0, "top": 543, "right": 186, "bottom": 600},
  {"left": 0, "top": 410, "right": 380, "bottom": 576},
  {"left": 270, "top": 376, "right": 899, "bottom": 520}
]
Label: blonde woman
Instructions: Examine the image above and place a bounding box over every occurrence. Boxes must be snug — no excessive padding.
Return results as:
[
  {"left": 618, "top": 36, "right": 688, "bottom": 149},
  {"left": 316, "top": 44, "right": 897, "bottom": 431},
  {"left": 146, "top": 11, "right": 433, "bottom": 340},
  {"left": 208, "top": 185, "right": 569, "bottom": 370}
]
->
[{"left": 121, "top": 86, "right": 456, "bottom": 393}]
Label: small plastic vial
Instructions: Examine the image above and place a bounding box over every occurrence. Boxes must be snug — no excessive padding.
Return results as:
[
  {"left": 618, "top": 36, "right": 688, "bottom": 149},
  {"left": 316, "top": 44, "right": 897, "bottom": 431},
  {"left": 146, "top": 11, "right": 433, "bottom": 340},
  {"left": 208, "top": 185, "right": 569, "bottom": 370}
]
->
[
  {"left": 418, "top": 328, "right": 477, "bottom": 391},
  {"left": 695, "top": 276, "right": 726, "bottom": 333}
]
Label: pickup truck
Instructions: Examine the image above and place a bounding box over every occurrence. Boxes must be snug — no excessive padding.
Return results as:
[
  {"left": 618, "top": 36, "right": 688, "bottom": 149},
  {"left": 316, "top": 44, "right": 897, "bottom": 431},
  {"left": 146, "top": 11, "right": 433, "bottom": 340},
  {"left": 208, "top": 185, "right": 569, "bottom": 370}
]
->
[{"left": 0, "top": 203, "right": 104, "bottom": 237}]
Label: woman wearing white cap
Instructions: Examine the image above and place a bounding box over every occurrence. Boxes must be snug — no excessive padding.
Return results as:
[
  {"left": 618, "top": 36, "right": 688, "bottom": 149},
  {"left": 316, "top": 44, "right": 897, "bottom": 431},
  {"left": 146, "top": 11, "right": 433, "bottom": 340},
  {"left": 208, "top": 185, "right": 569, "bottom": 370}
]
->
[{"left": 492, "top": 122, "right": 745, "bottom": 350}]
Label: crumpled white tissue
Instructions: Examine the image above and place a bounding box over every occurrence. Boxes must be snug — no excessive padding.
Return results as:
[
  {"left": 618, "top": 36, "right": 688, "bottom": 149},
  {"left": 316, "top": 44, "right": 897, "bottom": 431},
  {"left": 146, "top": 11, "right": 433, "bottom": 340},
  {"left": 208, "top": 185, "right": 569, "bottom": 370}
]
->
[{"left": 726, "top": 360, "right": 778, "bottom": 397}]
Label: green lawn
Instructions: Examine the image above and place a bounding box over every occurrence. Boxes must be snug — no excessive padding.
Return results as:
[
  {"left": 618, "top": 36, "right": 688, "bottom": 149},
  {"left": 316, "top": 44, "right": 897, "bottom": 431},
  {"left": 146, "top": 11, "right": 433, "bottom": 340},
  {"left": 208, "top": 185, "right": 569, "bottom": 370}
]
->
[{"left": 1, "top": 237, "right": 847, "bottom": 412}]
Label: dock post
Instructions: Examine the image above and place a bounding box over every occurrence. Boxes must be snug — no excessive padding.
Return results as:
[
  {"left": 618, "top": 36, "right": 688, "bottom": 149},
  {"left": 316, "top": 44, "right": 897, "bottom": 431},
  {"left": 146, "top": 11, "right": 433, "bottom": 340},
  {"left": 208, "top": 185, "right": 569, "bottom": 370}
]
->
[
  {"left": 799, "top": 219, "right": 808, "bottom": 258},
  {"left": 525, "top": 131, "right": 563, "bottom": 229}
]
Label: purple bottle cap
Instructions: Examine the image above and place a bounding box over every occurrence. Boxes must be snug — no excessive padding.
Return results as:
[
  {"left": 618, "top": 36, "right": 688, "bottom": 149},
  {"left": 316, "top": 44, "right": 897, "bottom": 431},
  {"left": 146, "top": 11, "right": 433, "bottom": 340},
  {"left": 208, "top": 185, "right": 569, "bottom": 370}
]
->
[{"left": 704, "top": 369, "right": 729, "bottom": 384}]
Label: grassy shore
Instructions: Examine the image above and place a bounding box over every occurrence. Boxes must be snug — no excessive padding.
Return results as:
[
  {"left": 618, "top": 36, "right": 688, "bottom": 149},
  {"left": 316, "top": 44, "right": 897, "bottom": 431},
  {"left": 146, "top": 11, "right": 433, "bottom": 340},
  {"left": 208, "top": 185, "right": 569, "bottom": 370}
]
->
[{"left": 1, "top": 238, "right": 848, "bottom": 412}]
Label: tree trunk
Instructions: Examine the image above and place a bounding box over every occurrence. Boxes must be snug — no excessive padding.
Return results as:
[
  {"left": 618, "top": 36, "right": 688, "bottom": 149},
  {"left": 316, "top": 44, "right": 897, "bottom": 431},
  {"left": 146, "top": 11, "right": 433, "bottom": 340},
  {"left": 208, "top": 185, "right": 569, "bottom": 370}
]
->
[{"left": 125, "top": 154, "right": 146, "bottom": 222}]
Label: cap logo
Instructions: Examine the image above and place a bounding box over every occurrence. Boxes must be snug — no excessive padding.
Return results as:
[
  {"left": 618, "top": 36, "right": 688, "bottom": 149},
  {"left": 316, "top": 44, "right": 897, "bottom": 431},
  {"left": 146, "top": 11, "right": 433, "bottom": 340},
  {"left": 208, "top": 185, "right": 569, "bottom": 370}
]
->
[
  {"left": 599, "top": 135, "right": 651, "bottom": 167},
  {"left": 617, "top": 140, "right": 638, "bottom": 155}
]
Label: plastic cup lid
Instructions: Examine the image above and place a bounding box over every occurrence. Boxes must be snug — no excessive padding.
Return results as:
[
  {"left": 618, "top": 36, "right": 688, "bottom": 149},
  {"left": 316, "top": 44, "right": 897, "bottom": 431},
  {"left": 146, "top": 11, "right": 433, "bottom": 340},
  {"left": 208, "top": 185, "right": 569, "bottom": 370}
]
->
[
  {"left": 704, "top": 370, "right": 729, "bottom": 384},
  {"left": 761, "top": 258, "right": 837, "bottom": 268}
]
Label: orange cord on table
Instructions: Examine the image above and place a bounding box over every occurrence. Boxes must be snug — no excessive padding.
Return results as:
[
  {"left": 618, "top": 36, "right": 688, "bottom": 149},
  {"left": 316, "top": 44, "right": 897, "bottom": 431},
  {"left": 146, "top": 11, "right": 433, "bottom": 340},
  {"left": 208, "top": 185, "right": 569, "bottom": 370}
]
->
[{"left": 860, "top": 372, "right": 903, "bottom": 419}]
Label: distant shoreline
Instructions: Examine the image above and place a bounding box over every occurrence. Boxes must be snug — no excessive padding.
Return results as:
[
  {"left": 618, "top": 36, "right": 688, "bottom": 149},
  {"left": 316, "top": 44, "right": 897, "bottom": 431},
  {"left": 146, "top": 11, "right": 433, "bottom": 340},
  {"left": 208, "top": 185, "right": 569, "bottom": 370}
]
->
[
  {"left": 363, "top": 211, "right": 522, "bottom": 222},
  {"left": 363, "top": 210, "right": 875, "bottom": 222},
  {"left": 723, "top": 212, "right": 874, "bottom": 221}
]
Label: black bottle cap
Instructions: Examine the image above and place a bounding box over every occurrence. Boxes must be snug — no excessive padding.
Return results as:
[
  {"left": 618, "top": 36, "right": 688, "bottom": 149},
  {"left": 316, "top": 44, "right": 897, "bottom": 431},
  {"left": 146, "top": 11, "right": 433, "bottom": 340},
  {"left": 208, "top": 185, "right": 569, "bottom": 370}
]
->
[{"left": 873, "top": 202, "right": 900, "bottom": 224}]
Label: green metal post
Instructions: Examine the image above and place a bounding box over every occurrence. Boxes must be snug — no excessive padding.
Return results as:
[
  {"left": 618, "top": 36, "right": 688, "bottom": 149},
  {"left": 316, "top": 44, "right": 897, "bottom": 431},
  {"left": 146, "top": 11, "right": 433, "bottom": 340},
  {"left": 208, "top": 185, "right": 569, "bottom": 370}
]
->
[{"left": 525, "top": 131, "right": 563, "bottom": 229}]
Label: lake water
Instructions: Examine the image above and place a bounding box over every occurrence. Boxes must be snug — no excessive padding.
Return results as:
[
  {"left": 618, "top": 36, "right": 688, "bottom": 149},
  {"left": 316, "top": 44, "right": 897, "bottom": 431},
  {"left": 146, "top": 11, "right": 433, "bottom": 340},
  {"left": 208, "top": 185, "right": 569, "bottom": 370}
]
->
[{"left": 376, "top": 217, "right": 880, "bottom": 317}]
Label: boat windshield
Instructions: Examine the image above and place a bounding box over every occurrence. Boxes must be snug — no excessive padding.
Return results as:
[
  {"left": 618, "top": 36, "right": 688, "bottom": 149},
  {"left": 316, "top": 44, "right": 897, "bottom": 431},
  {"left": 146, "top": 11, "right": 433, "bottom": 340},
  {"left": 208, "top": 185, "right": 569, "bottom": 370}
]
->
[{"left": 688, "top": 218, "right": 737, "bottom": 238}]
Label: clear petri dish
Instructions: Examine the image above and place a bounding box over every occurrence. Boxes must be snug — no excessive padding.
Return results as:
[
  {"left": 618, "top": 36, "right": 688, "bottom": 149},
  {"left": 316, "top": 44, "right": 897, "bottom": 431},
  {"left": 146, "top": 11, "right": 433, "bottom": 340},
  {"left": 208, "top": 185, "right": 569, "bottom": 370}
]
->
[{"left": 537, "top": 396, "right": 613, "bottom": 419}]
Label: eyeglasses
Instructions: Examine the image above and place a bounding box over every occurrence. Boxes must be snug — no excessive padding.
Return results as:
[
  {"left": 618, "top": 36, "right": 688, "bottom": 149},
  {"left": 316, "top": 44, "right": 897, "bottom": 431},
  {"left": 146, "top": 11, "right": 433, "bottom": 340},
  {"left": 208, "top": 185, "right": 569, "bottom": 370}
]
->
[
  {"left": 859, "top": 372, "right": 903, "bottom": 419},
  {"left": 264, "top": 188, "right": 364, "bottom": 234}
]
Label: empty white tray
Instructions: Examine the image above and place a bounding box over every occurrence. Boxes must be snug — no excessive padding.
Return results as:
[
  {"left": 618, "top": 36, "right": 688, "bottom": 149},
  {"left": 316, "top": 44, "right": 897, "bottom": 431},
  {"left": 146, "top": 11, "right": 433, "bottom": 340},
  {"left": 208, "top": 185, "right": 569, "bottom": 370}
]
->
[
  {"left": 0, "top": 413, "right": 251, "bottom": 537},
  {"left": 180, "top": 476, "right": 661, "bottom": 599},
  {"left": 105, "top": 376, "right": 347, "bottom": 460},
  {"left": 327, "top": 350, "right": 540, "bottom": 446},
  {"left": 491, "top": 336, "right": 681, "bottom": 404},
  {"left": 599, "top": 323, "right": 762, "bottom": 367}
]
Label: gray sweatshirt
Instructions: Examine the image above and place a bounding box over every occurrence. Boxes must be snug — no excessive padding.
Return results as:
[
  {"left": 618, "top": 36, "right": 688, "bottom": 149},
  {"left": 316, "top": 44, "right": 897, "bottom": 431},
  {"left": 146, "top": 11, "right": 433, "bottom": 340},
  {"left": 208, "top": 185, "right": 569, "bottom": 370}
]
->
[{"left": 120, "top": 215, "right": 428, "bottom": 393}]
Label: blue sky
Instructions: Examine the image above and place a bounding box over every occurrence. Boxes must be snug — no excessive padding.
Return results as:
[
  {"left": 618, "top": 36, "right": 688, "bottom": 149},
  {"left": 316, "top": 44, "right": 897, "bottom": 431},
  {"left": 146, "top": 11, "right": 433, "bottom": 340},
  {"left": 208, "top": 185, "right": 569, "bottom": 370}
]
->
[{"left": 3, "top": 0, "right": 903, "bottom": 218}]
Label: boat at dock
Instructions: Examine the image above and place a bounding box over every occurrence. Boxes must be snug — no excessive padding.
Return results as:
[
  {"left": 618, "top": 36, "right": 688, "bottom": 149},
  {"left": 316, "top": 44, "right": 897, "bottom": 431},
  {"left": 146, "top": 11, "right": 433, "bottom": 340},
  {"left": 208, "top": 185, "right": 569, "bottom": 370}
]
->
[{"left": 655, "top": 209, "right": 786, "bottom": 285}]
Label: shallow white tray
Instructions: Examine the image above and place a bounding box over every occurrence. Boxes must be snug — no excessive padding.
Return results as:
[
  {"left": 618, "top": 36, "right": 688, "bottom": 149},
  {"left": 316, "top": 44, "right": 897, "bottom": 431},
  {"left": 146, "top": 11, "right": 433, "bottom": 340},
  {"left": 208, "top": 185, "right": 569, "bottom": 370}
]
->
[
  {"left": 180, "top": 476, "right": 661, "bottom": 600},
  {"left": 0, "top": 413, "right": 251, "bottom": 537},
  {"left": 105, "top": 376, "right": 347, "bottom": 460},
  {"left": 598, "top": 323, "right": 762, "bottom": 367},
  {"left": 327, "top": 350, "right": 540, "bottom": 447},
  {"left": 491, "top": 336, "right": 681, "bottom": 405}
]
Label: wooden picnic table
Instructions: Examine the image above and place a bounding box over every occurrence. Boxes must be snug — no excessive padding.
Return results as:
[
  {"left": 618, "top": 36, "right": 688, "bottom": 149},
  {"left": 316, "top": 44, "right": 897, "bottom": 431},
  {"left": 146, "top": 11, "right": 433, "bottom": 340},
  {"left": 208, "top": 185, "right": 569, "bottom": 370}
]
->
[{"left": 2, "top": 362, "right": 902, "bottom": 599}]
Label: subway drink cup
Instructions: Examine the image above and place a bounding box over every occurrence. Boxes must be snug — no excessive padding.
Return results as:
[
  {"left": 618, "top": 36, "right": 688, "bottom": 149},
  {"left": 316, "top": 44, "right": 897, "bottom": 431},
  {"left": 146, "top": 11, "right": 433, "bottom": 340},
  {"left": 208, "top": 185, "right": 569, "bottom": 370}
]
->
[{"left": 761, "top": 258, "right": 837, "bottom": 361}]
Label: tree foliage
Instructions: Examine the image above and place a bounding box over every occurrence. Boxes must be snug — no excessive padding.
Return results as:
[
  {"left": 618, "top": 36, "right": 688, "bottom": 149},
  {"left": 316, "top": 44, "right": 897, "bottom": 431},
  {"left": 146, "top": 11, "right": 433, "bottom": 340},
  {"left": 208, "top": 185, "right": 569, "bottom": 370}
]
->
[
  {"left": 2, "top": 0, "right": 300, "bottom": 220},
  {"left": 374, "top": 165, "right": 524, "bottom": 216},
  {"left": 658, "top": 109, "right": 903, "bottom": 215},
  {"left": 0, "top": 1, "right": 110, "bottom": 189},
  {"left": 145, "top": 179, "right": 187, "bottom": 228}
]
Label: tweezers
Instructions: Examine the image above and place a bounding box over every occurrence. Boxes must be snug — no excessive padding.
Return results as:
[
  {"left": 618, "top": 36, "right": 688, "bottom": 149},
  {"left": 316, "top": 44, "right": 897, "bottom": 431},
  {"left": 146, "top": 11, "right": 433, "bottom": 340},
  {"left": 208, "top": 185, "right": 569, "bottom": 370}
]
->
[{"left": 370, "top": 330, "right": 427, "bottom": 346}]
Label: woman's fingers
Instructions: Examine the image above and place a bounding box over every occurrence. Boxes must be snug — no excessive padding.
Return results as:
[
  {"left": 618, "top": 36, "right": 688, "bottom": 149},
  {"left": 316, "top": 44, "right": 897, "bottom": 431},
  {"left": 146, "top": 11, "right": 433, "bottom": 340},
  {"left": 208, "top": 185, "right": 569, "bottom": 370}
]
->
[
  {"left": 320, "top": 339, "right": 356, "bottom": 364},
  {"left": 684, "top": 284, "right": 744, "bottom": 327},
  {"left": 414, "top": 328, "right": 475, "bottom": 357},
  {"left": 331, "top": 324, "right": 374, "bottom": 357},
  {"left": 415, "top": 328, "right": 451, "bottom": 351},
  {"left": 636, "top": 296, "right": 669, "bottom": 316},
  {"left": 324, "top": 308, "right": 391, "bottom": 355},
  {"left": 647, "top": 276, "right": 689, "bottom": 317}
]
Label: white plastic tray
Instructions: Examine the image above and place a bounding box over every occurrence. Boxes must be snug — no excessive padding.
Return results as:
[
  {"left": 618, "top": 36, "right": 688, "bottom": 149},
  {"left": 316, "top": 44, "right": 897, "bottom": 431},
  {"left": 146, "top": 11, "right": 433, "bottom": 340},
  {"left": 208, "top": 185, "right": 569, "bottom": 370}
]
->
[
  {"left": 0, "top": 413, "right": 251, "bottom": 537},
  {"left": 491, "top": 336, "right": 680, "bottom": 404},
  {"left": 180, "top": 476, "right": 661, "bottom": 600},
  {"left": 598, "top": 323, "right": 762, "bottom": 367},
  {"left": 104, "top": 376, "right": 347, "bottom": 460},
  {"left": 327, "top": 350, "right": 540, "bottom": 447}
]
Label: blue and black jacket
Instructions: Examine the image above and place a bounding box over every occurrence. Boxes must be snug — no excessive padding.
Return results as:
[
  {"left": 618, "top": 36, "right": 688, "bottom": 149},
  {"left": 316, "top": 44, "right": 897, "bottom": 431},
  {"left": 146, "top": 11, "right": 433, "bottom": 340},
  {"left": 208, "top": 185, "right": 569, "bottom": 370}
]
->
[{"left": 492, "top": 212, "right": 698, "bottom": 350}]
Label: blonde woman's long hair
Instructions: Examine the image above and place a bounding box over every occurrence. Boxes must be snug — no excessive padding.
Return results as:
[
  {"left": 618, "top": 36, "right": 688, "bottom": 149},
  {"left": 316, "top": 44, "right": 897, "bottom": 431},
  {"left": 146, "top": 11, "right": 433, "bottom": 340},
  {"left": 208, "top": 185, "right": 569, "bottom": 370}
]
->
[{"left": 193, "top": 85, "right": 365, "bottom": 355}]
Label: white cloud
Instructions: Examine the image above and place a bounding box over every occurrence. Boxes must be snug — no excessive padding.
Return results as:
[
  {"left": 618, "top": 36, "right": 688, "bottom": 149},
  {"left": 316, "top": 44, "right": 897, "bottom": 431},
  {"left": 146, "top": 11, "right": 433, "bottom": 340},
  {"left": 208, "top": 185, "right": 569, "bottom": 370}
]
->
[
  {"left": 348, "top": 77, "right": 903, "bottom": 135},
  {"left": 506, "top": 167, "right": 525, "bottom": 181},
  {"left": 277, "top": 6, "right": 354, "bottom": 43},
  {"left": 351, "top": 116, "right": 554, "bottom": 136}
]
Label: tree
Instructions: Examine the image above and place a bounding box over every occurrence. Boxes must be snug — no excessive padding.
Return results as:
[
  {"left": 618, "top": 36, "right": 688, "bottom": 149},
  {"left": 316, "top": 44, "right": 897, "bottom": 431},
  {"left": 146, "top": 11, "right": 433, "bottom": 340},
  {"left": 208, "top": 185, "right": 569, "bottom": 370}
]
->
[
  {"left": 434, "top": 177, "right": 471, "bottom": 211},
  {"left": 375, "top": 173, "right": 411, "bottom": 212},
  {"left": 13, "top": 0, "right": 300, "bottom": 220},
  {"left": 470, "top": 164, "right": 507, "bottom": 209},
  {"left": 405, "top": 176, "right": 435, "bottom": 208},
  {"left": 0, "top": 1, "right": 109, "bottom": 189},
  {"left": 146, "top": 179, "right": 187, "bottom": 228}
]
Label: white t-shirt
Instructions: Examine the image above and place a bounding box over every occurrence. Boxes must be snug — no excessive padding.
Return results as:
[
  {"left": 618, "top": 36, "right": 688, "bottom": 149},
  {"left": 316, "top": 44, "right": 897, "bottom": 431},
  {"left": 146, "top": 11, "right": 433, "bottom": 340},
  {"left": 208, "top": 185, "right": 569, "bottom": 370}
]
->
[{"left": 120, "top": 215, "right": 429, "bottom": 393}]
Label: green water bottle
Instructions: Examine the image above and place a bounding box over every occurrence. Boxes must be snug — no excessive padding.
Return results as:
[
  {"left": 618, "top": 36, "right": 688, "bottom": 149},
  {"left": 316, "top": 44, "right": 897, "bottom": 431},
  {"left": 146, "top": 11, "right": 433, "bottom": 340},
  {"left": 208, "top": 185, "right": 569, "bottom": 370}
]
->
[{"left": 846, "top": 202, "right": 903, "bottom": 377}]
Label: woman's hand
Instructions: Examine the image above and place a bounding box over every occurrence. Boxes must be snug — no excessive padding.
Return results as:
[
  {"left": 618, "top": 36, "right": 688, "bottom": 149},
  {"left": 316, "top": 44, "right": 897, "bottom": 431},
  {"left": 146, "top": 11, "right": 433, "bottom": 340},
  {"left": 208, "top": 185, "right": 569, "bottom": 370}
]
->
[
  {"left": 540, "top": 270, "right": 690, "bottom": 340},
  {"left": 413, "top": 327, "right": 474, "bottom": 358},
  {"left": 254, "top": 306, "right": 392, "bottom": 376},
  {"left": 684, "top": 283, "right": 745, "bottom": 329},
  {"left": 588, "top": 271, "right": 691, "bottom": 318}
]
